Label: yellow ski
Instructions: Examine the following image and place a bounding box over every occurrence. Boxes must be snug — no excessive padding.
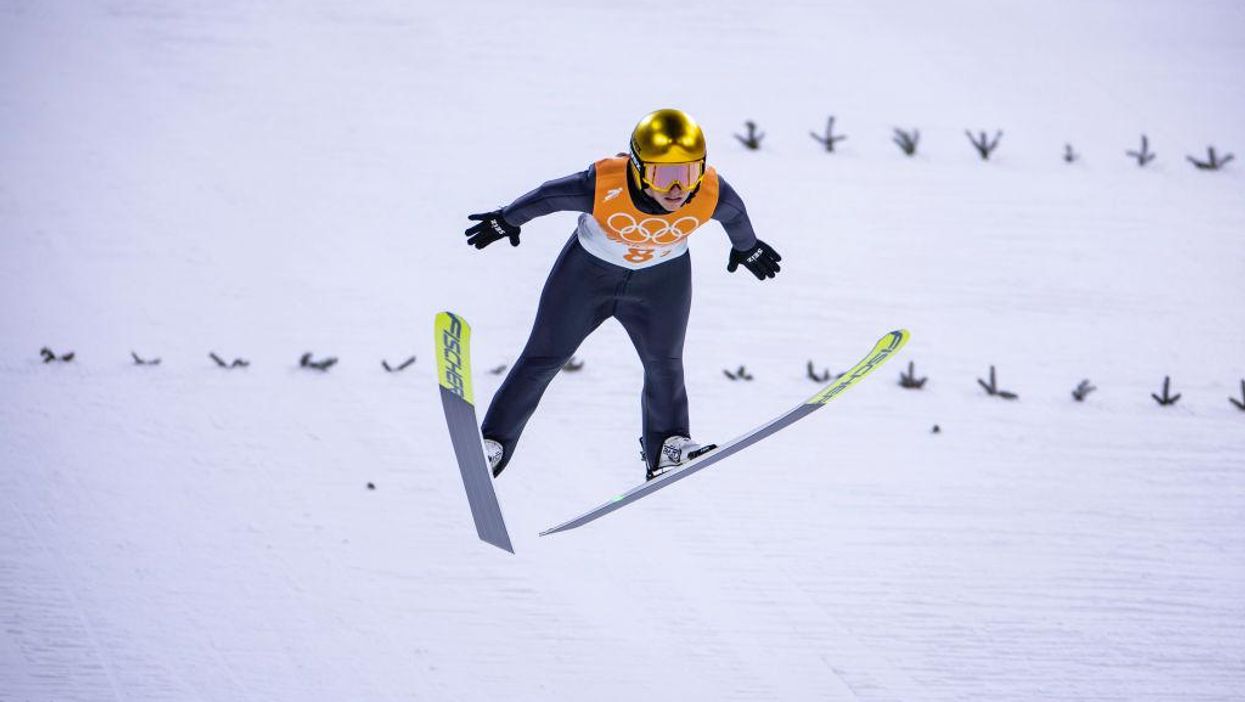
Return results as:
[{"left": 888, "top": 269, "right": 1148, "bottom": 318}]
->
[
  {"left": 541, "top": 329, "right": 910, "bottom": 536},
  {"left": 436, "top": 312, "right": 513, "bottom": 553}
]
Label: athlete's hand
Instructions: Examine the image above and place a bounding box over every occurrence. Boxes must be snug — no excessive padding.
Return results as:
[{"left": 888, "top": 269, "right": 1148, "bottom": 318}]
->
[
  {"left": 465, "top": 210, "right": 521, "bottom": 249},
  {"left": 727, "top": 239, "right": 781, "bottom": 280}
]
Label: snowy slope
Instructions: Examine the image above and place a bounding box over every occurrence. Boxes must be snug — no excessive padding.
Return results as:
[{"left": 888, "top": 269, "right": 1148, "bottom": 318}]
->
[{"left": 2, "top": 1, "right": 1243, "bottom": 700}]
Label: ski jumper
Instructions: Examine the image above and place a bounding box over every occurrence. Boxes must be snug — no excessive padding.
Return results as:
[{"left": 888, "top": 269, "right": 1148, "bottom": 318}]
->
[{"left": 481, "top": 156, "right": 759, "bottom": 474}]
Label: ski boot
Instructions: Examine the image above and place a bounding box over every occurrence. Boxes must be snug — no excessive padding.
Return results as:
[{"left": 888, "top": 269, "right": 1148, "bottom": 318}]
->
[
  {"left": 483, "top": 439, "right": 504, "bottom": 477},
  {"left": 642, "top": 435, "right": 717, "bottom": 481}
]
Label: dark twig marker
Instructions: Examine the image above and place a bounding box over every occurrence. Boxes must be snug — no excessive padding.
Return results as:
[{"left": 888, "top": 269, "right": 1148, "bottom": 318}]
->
[
  {"left": 807, "top": 360, "right": 833, "bottom": 383},
  {"left": 1064, "top": 144, "right": 1079, "bottom": 163},
  {"left": 488, "top": 364, "right": 508, "bottom": 375},
  {"left": 810, "top": 116, "right": 847, "bottom": 152},
  {"left": 382, "top": 356, "right": 416, "bottom": 373},
  {"left": 210, "top": 352, "right": 249, "bottom": 368},
  {"left": 966, "top": 130, "right": 1003, "bottom": 160},
  {"left": 1127, "top": 134, "right": 1156, "bottom": 167},
  {"left": 300, "top": 352, "right": 337, "bottom": 372},
  {"left": 1230, "top": 380, "right": 1245, "bottom": 411},
  {"left": 1072, "top": 379, "right": 1096, "bottom": 402},
  {"left": 1151, "top": 376, "right": 1180, "bottom": 406},
  {"left": 723, "top": 365, "right": 753, "bottom": 381},
  {"left": 899, "top": 360, "right": 927, "bottom": 389},
  {"left": 131, "top": 352, "right": 161, "bottom": 366},
  {"left": 561, "top": 357, "right": 584, "bottom": 372},
  {"left": 1187, "top": 146, "right": 1234, "bottom": 171},
  {"left": 977, "top": 365, "right": 1018, "bottom": 400},
  {"left": 735, "top": 121, "right": 765, "bottom": 150},
  {"left": 893, "top": 128, "right": 920, "bottom": 156},
  {"left": 40, "top": 347, "right": 75, "bottom": 363}
]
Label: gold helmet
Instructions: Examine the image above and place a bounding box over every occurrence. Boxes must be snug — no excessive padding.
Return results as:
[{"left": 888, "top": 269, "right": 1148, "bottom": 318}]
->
[{"left": 629, "top": 108, "right": 707, "bottom": 192}]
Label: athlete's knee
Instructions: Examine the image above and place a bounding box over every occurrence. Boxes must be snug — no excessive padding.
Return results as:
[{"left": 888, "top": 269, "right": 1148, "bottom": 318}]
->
[
  {"left": 639, "top": 355, "right": 684, "bottom": 377},
  {"left": 514, "top": 354, "right": 574, "bottom": 377}
]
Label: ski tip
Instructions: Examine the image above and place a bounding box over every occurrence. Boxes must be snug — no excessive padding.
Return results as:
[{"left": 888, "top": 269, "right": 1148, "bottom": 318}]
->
[
  {"left": 435, "top": 312, "right": 474, "bottom": 405},
  {"left": 435, "top": 311, "right": 473, "bottom": 338},
  {"left": 876, "top": 329, "right": 910, "bottom": 355},
  {"left": 804, "top": 328, "right": 912, "bottom": 405},
  {"left": 892, "top": 329, "right": 911, "bottom": 354}
]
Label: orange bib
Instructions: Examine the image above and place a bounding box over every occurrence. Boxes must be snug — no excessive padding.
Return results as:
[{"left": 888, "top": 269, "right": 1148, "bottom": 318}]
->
[{"left": 589, "top": 156, "right": 719, "bottom": 266}]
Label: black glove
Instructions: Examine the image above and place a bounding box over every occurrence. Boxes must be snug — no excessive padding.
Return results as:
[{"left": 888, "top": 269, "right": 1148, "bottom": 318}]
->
[
  {"left": 465, "top": 210, "right": 521, "bottom": 249},
  {"left": 727, "top": 239, "right": 782, "bottom": 280}
]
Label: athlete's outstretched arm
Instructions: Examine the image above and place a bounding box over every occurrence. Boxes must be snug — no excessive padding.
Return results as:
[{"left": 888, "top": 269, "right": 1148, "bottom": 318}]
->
[
  {"left": 715, "top": 176, "right": 781, "bottom": 280},
  {"left": 464, "top": 167, "right": 597, "bottom": 250},
  {"left": 712, "top": 177, "right": 759, "bottom": 251},
  {"left": 501, "top": 166, "right": 596, "bottom": 225}
]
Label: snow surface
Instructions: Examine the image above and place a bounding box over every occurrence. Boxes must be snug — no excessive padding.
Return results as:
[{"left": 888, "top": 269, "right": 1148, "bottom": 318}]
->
[{"left": 2, "top": 0, "right": 1244, "bottom": 700}]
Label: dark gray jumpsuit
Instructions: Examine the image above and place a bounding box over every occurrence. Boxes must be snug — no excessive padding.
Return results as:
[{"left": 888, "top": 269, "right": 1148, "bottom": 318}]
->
[{"left": 481, "top": 163, "right": 760, "bottom": 474}]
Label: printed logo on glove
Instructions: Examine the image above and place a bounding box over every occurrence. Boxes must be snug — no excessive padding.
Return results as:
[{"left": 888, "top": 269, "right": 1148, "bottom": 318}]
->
[
  {"left": 726, "top": 240, "right": 782, "bottom": 280},
  {"left": 465, "top": 210, "right": 521, "bottom": 249}
]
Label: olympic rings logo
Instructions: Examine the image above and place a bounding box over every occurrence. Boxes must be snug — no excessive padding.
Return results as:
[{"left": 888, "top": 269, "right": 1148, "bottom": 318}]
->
[{"left": 605, "top": 213, "right": 700, "bottom": 246}]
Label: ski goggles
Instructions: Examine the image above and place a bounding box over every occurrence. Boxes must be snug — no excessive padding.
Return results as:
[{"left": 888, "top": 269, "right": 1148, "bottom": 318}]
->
[{"left": 636, "top": 160, "right": 705, "bottom": 193}]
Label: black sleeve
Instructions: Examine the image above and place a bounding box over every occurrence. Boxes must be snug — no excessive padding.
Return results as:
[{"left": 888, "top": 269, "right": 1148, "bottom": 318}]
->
[
  {"left": 712, "top": 175, "right": 760, "bottom": 251},
  {"left": 500, "top": 165, "right": 597, "bottom": 226}
]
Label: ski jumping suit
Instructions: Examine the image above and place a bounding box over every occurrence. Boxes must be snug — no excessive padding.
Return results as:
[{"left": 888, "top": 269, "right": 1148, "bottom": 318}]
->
[{"left": 481, "top": 155, "right": 760, "bottom": 474}]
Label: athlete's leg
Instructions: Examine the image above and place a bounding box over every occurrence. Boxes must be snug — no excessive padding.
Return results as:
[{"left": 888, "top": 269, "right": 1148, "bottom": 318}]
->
[
  {"left": 613, "top": 253, "right": 693, "bottom": 473},
  {"left": 481, "top": 237, "right": 619, "bottom": 474}
]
